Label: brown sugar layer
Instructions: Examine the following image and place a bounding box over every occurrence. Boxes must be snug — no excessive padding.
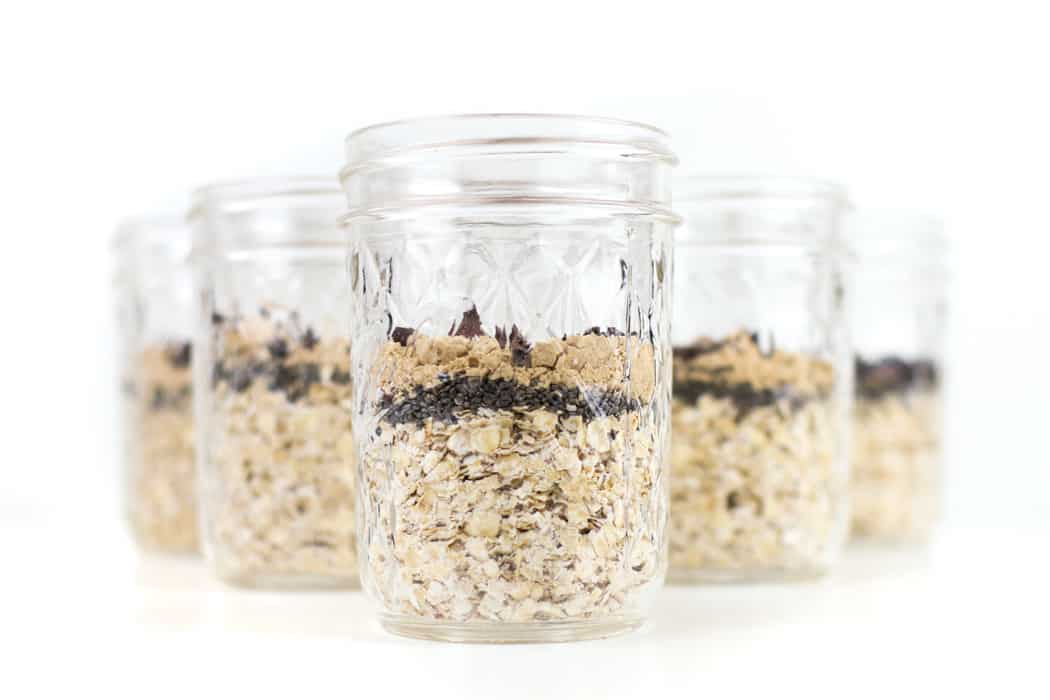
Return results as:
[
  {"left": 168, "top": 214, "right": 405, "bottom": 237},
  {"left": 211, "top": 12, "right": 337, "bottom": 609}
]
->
[
  {"left": 673, "top": 331, "right": 834, "bottom": 396},
  {"left": 372, "top": 312, "right": 656, "bottom": 406}
]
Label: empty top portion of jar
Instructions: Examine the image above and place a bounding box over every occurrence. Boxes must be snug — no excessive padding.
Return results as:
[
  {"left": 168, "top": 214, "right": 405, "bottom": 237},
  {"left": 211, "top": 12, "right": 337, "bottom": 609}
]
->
[
  {"left": 341, "top": 113, "right": 678, "bottom": 221},
  {"left": 845, "top": 208, "right": 948, "bottom": 262},
  {"left": 190, "top": 176, "right": 345, "bottom": 253},
  {"left": 676, "top": 175, "right": 848, "bottom": 247},
  {"left": 112, "top": 214, "right": 193, "bottom": 268}
]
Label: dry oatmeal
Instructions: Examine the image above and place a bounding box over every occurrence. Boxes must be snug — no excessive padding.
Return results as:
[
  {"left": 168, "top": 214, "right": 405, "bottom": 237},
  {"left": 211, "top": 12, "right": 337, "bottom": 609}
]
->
[
  {"left": 357, "top": 310, "right": 666, "bottom": 624},
  {"left": 851, "top": 358, "right": 941, "bottom": 540},
  {"left": 669, "top": 331, "right": 845, "bottom": 579},
  {"left": 201, "top": 307, "right": 356, "bottom": 586},
  {"left": 126, "top": 342, "right": 198, "bottom": 553}
]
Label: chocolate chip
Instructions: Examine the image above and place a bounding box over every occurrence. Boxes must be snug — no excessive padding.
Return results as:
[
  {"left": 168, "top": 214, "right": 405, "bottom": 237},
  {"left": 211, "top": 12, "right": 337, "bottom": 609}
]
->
[
  {"left": 451, "top": 306, "right": 485, "bottom": 338},
  {"left": 726, "top": 491, "right": 741, "bottom": 509},
  {"left": 166, "top": 342, "right": 192, "bottom": 369},
  {"left": 301, "top": 328, "right": 319, "bottom": 350},
  {"left": 494, "top": 326, "right": 508, "bottom": 349},
  {"left": 391, "top": 326, "right": 414, "bottom": 346},
  {"left": 211, "top": 312, "right": 225, "bottom": 325},
  {"left": 509, "top": 324, "right": 531, "bottom": 367},
  {"left": 583, "top": 326, "right": 626, "bottom": 337}
]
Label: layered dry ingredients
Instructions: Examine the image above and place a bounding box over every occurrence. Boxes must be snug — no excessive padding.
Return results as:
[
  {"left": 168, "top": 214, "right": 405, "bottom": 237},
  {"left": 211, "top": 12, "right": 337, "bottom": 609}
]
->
[
  {"left": 358, "top": 310, "right": 666, "bottom": 624},
  {"left": 669, "top": 331, "right": 843, "bottom": 578},
  {"left": 126, "top": 342, "right": 198, "bottom": 552},
  {"left": 851, "top": 358, "right": 941, "bottom": 539},
  {"left": 203, "top": 309, "right": 356, "bottom": 585}
]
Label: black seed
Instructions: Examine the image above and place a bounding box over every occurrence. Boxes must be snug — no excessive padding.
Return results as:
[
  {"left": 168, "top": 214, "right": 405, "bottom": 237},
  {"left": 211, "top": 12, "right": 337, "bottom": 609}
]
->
[
  {"left": 231, "top": 368, "right": 253, "bottom": 392},
  {"left": 211, "top": 312, "right": 225, "bottom": 325},
  {"left": 726, "top": 492, "right": 741, "bottom": 509},
  {"left": 267, "top": 338, "right": 289, "bottom": 360}
]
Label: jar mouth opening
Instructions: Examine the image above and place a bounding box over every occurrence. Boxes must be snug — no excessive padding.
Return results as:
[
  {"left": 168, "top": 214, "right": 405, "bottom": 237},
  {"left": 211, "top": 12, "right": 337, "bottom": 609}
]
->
[
  {"left": 190, "top": 176, "right": 343, "bottom": 217},
  {"left": 676, "top": 174, "right": 847, "bottom": 204},
  {"left": 343, "top": 113, "right": 674, "bottom": 165}
]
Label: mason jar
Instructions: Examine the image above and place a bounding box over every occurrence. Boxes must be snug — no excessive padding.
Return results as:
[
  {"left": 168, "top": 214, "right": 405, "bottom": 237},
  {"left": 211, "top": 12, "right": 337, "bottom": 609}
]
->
[
  {"left": 113, "top": 216, "right": 199, "bottom": 554},
  {"left": 669, "top": 176, "right": 851, "bottom": 581},
  {"left": 342, "top": 115, "right": 678, "bottom": 642},
  {"left": 847, "top": 211, "right": 947, "bottom": 542},
  {"left": 191, "top": 178, "right": 357, "bottom": 588}
]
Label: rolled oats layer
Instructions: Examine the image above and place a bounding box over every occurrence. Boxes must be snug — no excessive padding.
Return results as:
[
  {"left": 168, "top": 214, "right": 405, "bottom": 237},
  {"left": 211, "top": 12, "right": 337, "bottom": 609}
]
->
[
  {"left": 127, "top": 342, "right": 198, "bottom": 553},
  {"left": 202, "top": 309, "right": 356, "bottom": 585},
  {"left": 669, "top": 331, "right": 844, "bottom": 578},
  {"left": 358, "top": 313, "right": 666, "bottom": 624},
  {"left": 851, "top": 358, "right": 941, "bottom": 540}
]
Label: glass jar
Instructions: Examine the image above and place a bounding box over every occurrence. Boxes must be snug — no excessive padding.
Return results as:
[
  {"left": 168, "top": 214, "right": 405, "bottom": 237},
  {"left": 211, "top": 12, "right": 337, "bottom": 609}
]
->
[
  {"left": 113, "top": 216, "right": 199, "bottom": 553},
  {"left": 846, "top": 211, "right": 947, "bottom": 542},
  {"left": 190, "top": 178, "right": 358, "bottom": 588},
  {"left": 669, "top": 176, "right": 851, "bottom": 581},
  {"left": 342, "top": 114, "right": 678, "bottom": 642}
]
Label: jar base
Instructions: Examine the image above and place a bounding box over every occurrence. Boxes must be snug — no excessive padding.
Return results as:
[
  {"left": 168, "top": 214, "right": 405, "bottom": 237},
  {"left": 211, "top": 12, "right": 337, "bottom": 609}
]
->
[
  {"left": 378, "top": 613, "right": 644, "bottom": 644},
  {"left": 216, "top": 570, "right": 359, "bottom": 591},
  {"left": 849, "top": 530, "right": 934, "bottom": 546},
  {"left": 667, "top": 565, "right": 829, "bottom": 585}
]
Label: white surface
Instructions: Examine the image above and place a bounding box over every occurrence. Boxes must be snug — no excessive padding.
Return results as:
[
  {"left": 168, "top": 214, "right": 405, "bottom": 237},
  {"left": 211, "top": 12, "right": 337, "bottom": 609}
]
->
[{"left": 4, "top": 518, "right": 1046, "bottom": 698}]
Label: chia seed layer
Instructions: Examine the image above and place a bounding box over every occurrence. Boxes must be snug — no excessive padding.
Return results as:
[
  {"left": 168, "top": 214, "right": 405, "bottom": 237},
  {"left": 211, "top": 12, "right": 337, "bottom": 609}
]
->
[
  {"left": 379, "top": 375, "right": 641, "bottom": 427},
  {"left": 671, "top": 379, "right": 811, "bottom": 417},
  {"left": 855, "top": 357, "right": 938, "bottom": 400}
]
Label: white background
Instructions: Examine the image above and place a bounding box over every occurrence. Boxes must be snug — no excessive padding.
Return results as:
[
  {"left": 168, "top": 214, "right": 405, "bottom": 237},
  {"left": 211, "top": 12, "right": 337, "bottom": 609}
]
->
[{"left": 2, "top": 1, "right": 1048, "bottom": 697}]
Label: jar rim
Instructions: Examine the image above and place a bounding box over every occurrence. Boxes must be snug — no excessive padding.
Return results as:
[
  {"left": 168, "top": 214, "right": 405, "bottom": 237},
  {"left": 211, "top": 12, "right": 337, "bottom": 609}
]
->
[
  {"left": 343, "top": 113, "right": 674, "bottom": 166},
  {"left": 676, "top": 174, "right": 848, "bottom": 203}
]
